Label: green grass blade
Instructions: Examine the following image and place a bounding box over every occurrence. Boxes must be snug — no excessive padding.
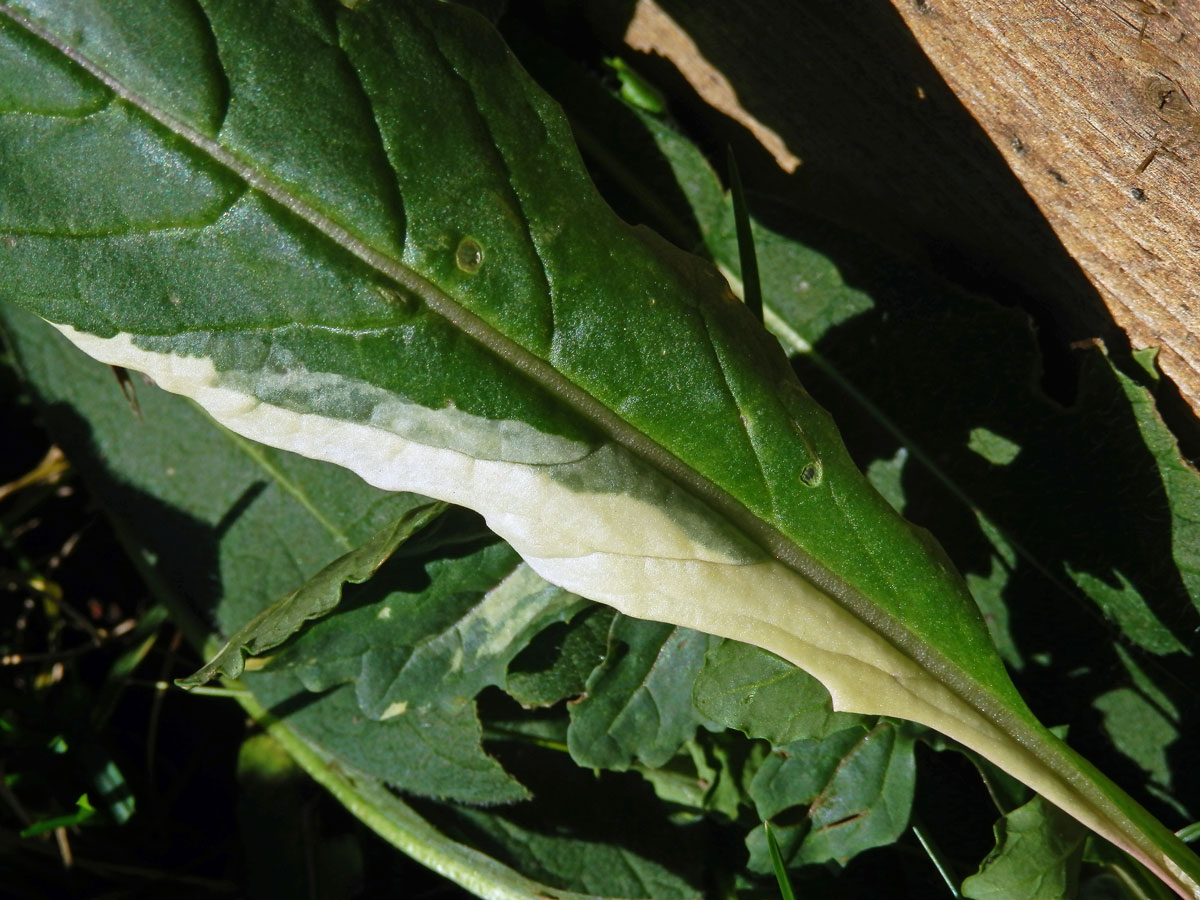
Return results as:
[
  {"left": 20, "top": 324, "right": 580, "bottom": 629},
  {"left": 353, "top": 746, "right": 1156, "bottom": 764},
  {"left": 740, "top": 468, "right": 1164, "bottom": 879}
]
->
[
  {"left": 764, "top": 820, "right": 798, "bottom": 900},
  {"left": 726, "top": 147, "right": 763, "bottom": 323}
]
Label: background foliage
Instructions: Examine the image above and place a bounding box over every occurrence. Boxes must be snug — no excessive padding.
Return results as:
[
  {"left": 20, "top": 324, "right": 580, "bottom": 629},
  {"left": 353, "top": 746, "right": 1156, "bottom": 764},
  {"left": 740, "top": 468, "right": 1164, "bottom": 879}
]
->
[{"left": 3, "top": 2, "right": 1199, "bottom": 898}]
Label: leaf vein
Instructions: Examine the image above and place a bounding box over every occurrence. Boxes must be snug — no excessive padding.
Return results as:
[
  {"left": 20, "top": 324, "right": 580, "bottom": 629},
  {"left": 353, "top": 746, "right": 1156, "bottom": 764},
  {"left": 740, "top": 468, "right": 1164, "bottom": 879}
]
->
[
  {"left": 1, "top": 183, "right": 248, "bottom": 239},
  {"left": 333, "top": 18, "right": 408, "bottom": 251},
  {"left": 414, "top": 15, "right": 557, "bottom": 353},
  {"left": 701, "top": 314, "right": 779, "bottom": 519},
  {"left": 188, "top": 0, "right": 231, "bottom": 135}
]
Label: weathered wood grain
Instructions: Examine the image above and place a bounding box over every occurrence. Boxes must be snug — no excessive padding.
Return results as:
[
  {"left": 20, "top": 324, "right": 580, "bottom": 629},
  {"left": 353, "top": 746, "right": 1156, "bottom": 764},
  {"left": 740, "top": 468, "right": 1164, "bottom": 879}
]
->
[{"left": 890, "top": 0, "right": 1200, "bottom": 414}]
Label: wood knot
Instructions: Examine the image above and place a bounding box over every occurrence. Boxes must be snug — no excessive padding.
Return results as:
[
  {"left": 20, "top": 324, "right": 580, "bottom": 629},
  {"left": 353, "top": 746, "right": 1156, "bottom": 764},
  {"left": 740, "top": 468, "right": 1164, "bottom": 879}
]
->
[{"left": 1142, "top": 72, "right": 1194, "bottom": 121}]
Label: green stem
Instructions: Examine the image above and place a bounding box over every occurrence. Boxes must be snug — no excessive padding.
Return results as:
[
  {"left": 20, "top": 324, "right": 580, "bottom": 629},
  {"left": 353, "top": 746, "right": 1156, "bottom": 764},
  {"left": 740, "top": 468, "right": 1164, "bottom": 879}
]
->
[{"left": 912, "top": 819, "right": 961, "bottom": 897}]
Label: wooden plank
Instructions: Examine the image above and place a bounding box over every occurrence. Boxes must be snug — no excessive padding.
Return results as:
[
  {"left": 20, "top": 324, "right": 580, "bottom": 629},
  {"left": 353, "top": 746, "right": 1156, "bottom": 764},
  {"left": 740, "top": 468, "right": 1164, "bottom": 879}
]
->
[{"left": 889, "top": 0, "right": 1200, "bottom": 414}]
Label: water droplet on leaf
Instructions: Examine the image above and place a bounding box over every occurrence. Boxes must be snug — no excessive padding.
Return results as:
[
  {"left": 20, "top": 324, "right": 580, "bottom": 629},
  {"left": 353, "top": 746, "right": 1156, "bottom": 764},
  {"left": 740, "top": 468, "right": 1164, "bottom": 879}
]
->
[{"left": 456, "top": 238, "right": 483, "bottom": 273}]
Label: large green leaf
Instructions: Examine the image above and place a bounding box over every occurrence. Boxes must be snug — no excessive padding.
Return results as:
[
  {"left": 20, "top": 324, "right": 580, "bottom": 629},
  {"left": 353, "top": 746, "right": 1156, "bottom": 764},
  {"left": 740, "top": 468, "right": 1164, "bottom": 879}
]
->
[
  {"left": 1, "top": 1, "right": 1197, "bottom": 895},
  {"left": 567, "top": 45, "right": 1200, "bottom": 664},
  {"left": 555, "top": 52, "right": 1200, "bottom": 877}
]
